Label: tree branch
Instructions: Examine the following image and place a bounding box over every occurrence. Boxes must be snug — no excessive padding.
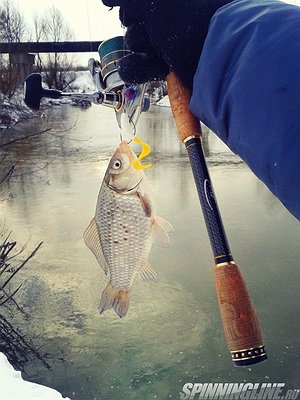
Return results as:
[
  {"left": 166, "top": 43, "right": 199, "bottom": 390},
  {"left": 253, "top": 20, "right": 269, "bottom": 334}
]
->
[
  {"left": 0, "top": 127, "right": 52, "bottom": 149},
  {"left": 0, "top": 242, "right": 43, "bottom": 292}
]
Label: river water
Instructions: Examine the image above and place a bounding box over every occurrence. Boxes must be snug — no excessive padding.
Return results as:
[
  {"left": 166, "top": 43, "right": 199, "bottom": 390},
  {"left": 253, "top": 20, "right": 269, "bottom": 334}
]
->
[{"left": 0, "top": 104, "right": 299, "bottom": 399}]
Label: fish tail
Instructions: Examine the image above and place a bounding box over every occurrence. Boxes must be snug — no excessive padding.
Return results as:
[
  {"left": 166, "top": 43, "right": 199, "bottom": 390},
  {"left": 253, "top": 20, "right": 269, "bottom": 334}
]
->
[{"left": 99, "top": 283, "right": 130, "bottom": 318}]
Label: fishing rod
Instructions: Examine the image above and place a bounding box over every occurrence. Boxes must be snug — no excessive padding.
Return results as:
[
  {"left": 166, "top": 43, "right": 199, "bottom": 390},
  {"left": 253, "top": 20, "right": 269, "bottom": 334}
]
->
[
  {"left": 24, "top": 36, "right": 267, "bottom": 366},
  {"left": 167, "top": 72, "right": 267, "bottom": 366}
]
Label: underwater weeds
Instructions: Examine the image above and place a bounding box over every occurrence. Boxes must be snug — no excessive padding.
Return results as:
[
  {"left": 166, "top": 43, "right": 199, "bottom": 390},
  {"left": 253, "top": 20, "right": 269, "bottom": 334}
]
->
[
  {"left": 0, "top": 232, "right": 43, "bottom": 308},
  {"left": 0, "top": 232, "right": 51, "bottom": 370}
]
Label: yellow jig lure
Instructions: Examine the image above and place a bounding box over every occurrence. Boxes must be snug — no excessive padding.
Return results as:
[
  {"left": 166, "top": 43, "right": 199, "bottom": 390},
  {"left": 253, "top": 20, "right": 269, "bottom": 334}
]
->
[{"left": 132, "top": 137, "right": 152, "bottom": 170}]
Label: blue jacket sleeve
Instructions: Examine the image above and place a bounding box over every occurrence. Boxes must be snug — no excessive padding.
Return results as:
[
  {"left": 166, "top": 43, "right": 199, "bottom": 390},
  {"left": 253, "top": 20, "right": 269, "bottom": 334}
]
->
[{"left": 189, "top": 0, "right": 300, "bottom": 220}]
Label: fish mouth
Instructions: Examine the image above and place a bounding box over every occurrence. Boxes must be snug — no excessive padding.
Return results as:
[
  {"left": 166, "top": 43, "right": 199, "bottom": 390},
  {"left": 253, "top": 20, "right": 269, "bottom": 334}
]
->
[{"left": 107, "top": 178, "right": 143, "bottom": 194}]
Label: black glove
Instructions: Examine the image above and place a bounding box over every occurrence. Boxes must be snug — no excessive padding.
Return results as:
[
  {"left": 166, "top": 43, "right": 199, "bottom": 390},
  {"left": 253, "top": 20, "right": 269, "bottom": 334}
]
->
[{"left": 102, "top": 0, "right": 232, "bottom": 89}]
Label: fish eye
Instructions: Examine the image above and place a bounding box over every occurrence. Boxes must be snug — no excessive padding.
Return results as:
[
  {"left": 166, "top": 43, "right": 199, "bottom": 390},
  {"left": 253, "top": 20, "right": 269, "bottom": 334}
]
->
[{"left": 112, "top": 159, "right": 122, "bottom": 170}]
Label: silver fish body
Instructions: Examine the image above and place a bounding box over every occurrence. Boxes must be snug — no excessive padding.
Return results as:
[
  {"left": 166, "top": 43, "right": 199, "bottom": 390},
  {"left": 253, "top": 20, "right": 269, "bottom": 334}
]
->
[
  {"left": 96, "top": 182, "right": 152, "bottom": 289},
  {"left": 84, "top": 142, "right": 173, "bottom": 317}
]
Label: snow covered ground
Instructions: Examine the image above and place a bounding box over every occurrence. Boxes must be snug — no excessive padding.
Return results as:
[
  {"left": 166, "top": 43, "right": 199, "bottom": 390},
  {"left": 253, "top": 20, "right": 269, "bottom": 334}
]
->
[
  {"left": 71, "top": 70, "right": 96, "bottom": 92},
  {"left": 1, "top": 72, "right": 169, "bottom": 129},
  {"left": 0, "top": 353, "right": 71, "bottom": 400},
  {"left": 0, "top": 94, "right": 36, "bottom": 128}
]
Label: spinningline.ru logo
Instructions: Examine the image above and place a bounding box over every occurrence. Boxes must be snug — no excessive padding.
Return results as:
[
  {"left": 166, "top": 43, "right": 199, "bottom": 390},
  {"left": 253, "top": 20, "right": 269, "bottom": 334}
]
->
[{"left": 180, "top": 383, "right": 300, "bottom": 400}]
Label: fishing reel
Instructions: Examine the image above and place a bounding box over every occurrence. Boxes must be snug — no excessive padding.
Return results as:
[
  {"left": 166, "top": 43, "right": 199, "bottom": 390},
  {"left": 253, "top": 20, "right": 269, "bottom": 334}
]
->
[{"left": 24, "top": 36, "right": 150, "bottom": 131}]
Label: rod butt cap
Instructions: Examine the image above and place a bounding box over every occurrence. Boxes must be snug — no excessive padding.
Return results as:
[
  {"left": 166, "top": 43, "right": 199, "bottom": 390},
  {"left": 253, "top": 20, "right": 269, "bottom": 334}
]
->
[{"left": 232, "top": 345, "right": 267, "bottom": 367}]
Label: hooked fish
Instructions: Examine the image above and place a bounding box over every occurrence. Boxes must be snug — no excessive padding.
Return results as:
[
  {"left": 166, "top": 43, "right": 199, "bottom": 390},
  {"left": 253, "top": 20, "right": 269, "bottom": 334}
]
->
[{"left": 83, "top": 141, "right": 173, "bottom": 318}]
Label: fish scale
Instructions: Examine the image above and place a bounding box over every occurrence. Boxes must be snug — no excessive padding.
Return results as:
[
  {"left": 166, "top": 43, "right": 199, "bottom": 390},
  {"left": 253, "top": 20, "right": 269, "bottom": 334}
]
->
[
  {"left": 96, "top": 183, "right": 152, "bottom": 289},
  {"left": 84, "top": 141, "right": 172, "bottom": 317}
]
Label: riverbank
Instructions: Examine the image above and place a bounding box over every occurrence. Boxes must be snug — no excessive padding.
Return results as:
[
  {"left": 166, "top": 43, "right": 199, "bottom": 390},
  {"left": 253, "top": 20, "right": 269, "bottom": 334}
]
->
[
  {"left": 0, "top": 70, "right": 95, "bottom": 129},
  {"left": 0, "top": 352, "right": 71, "bottom": 400},
  {"left": 0, "top": 94, "right": 36, "bottom": 129}
]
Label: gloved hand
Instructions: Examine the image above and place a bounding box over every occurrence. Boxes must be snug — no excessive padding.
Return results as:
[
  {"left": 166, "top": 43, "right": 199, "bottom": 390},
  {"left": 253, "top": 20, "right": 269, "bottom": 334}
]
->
[{"left": 102, "top": 0, "right": 232, "bottom": 89}]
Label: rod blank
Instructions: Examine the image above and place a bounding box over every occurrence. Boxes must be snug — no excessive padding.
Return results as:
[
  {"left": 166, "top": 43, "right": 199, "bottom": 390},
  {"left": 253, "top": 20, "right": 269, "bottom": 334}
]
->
[{"left": 166, "top": 72, "right": 267, "bottom": 366}]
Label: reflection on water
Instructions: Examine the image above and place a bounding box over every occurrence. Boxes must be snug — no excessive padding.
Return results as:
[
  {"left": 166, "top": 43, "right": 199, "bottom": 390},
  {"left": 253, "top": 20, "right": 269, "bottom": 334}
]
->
[{"left": 0, "top": 105, "right": 300, "bottom": 399}]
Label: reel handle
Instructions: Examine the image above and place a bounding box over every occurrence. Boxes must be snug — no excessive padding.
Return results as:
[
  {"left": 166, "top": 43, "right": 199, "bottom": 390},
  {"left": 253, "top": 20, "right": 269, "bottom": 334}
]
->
[
  {"left": 24, "top": 73, "right": 62, "bottom": 110},
  {"left": 23, "top": 73, "right": 123, "bottom": 111}
]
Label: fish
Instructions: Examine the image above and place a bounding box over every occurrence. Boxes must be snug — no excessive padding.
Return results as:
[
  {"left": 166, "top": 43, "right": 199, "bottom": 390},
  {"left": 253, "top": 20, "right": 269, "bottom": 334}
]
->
[{"left": 83, "top": 141, "right": 173, "bottom": 318}]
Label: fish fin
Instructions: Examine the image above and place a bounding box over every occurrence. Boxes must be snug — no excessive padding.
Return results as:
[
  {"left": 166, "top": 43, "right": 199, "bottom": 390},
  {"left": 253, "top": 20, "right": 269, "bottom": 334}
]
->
[
  {"left": 99, "top": 283, "right": 130, "bottom": 318},
  {"left": 83, "top": 218, "right": 109, "bottom": 275},
  {"left": 154, "top": 216, "right": 174, "bottom": 233},
  {"left": 151, "top": 217, "right": 172, "bottom": 248},
  {"left": 139, "top": 262, "right": 158, "bottom": 281},
  {"left": 136, "top": 192, "right": 152, "bottom": 218}
]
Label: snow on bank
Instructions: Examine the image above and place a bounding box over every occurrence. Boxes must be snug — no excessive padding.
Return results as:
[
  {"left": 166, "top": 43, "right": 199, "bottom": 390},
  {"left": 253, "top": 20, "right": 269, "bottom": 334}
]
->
[
  {"left": 155, "top": 95, "right": 170, "bottom": 107},
  {"left": 71, "top": 70, "right": 95, "bottom": 92},
  {"left": 0, "top": 94, "right": 36, "bottom": 128},
  {"left": 0, "top": 352, "right": 71, "bottom": 400}
]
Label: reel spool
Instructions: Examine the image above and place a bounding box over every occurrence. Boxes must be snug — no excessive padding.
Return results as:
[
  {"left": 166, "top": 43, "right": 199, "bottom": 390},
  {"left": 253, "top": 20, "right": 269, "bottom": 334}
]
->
[
  {"left": 96, "top": 36, "right": 150, "bottom": 134},
  {"left": 98, "top": 36, "right": 131, "bottom": 92}
]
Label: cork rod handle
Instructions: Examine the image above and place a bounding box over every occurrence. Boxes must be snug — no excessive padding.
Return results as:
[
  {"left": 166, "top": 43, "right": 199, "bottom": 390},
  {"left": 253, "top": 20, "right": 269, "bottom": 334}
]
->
[
  {"left": 166, "top": 72, "right": 201, "bottom": 141},
  {"left": 166, "top": 72, "right": 267, "bottom": 366}
]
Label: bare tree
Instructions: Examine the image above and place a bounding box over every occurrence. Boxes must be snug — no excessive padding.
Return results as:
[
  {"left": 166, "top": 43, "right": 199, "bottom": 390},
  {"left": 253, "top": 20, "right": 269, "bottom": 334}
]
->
[
  {"left": 32, "top": 13, "right": 47, "bottom": 74},
  {"left": 32, "top": 12, "right": 47, "bottom": 42},
  {"left": 0, "top": 0, "right": 26, "bottom": 42},
  {"left": 0, "top": 57, "right": 19, "bottom": 99},
  {"left": 34, "top": 6, "right": 76, "bottom": 90},
  {"left": 0, "top": 0, "right": 27, "bottom": 98}
]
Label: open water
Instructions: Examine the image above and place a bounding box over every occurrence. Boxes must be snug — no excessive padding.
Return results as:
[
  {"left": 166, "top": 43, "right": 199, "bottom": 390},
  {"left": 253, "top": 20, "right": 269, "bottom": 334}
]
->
[{"left": 0, "top": 104, "right": 299, "bottom": 399}]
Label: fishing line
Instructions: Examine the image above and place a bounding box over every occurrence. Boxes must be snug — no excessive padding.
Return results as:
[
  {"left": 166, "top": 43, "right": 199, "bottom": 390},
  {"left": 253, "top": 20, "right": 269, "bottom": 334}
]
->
[
  {"left": 119, "top": 117, "right": 137, "bottom": 143},
  {"left": 127, "top": 115, "right": 137, "bottom": 144}
]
